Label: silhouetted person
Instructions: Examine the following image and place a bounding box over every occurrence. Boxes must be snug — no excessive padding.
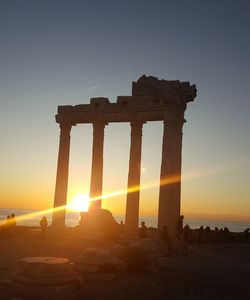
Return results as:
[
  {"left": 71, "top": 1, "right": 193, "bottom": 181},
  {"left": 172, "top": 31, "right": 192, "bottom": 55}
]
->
[
  {"left": 4, "top": 215, "right": 11, "bottom": 237},
  {"left": 223, "top": 226, "right": 230, "bottom": 242},
  {"left": 139, "top": 221, "right": 147, "bottom": 239},
  {"left": 243, "top": 228, "right": 250, "bottom": 241},
  {"left": 218, "top": 228, "right": 224, "bottom": 242},
  {"left": 11, "top": 213, "right": 16, "bottom": 224},
  {"left": 40, "top": 216, "right": 48, "bottom": 237},
  {"left": 183, "top": 224, "right": 191, "bottom": 243},
  {"left": 177, "top": 215, "right": 184, "bottom": 239},
  {"left": 10, "top": 213, "right": 16, "bottom": 235},
  {"left": 120, "top": 220, "right": 125, "bottom": 233},
  {"left": 204, "top": 226, "right": 211, "bottom": 243},
  {"left": 197, "top": 226, "right": 204, "bottom": 246},
  {"left": 213, "top": 227, "right": 219, "bottom": 245}
]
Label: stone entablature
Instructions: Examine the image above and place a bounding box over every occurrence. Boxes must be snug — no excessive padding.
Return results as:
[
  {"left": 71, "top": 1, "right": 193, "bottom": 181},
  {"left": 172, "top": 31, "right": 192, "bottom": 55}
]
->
[{"left": 56, "top": 75, "right": 196, "bottom": 124}]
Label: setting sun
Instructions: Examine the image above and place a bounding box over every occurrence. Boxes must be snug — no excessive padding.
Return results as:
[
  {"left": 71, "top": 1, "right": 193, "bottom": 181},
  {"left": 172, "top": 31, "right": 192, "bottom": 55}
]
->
[{"left": 67, "top": 194, "right": 90, "bottom": 212}]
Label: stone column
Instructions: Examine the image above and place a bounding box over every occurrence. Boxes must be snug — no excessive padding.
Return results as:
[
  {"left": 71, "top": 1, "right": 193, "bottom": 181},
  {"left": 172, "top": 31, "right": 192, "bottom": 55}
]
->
[
  {"left": 52, "top": 122, "right": 72, "bottom": 227},
  {"left": 158, "top": 119, "right": 184, "bottom": 240},
  {"left": 125, "top": 121, "right": 144, "bottom": 236},
  {"left": 89, "top": 122, "right": 106, "bottom": 210}
]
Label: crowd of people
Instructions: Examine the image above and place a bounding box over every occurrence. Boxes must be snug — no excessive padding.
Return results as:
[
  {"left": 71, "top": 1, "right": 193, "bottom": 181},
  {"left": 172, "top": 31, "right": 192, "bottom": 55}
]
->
[
  {"left": 177, "top": 215, "right": 250, "bottom": 245},
  {"left": 181, "top": 224, "right": 231, "bottom": 245},
  {"left": 0, "top": 213, "right": 17, "bottom": 236},
  {"left": 0, "top": 214, "right": 49, "bottom": 237},
  {"left": 1, "top": 212, "right": 250, "bottom": 244}
]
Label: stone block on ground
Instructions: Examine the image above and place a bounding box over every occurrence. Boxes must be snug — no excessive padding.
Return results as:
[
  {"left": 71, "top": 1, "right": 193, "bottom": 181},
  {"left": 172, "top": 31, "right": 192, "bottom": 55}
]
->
[
  {"left": 74, "top": 248, "right": 124, "bottom": 281},
  {"left": 109, "top": 244, "right": 126, "bottom": 260},
  {"left": 126, "top": 239, "right": 161, "bottom": 273},
  {"left": 130, "top": 239, "right": 161, "bottom": 261},
  {"left": 152, "top": 257, "right": 171, "bottom": 272},
  {"left": 11, "top": 257, "right": 83, "bottom": 300},
  {"left": 79, "top": 209, "right": 121, "bottom": 241}
]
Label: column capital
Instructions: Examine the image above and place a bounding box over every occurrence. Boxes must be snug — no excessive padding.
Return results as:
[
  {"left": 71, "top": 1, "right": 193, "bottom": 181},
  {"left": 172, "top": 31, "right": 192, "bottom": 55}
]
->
[
  {"left": 92, "top": 122, "right": 107, "bottom": 133},
  {"left": 130, "top": 121, "right": 145, "bottom": 136},
  {"left": 130, "top": 120, "right": 145, "bottom": 126},
  {"left": 59, "top": 122, "right": 73, "bottom": 133}
]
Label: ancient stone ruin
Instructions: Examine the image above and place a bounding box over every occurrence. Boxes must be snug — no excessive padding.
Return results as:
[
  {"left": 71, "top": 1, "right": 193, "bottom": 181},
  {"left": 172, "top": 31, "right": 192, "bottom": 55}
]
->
[
  {"left": 12, "top": 257, "right": 83, "bottom": 299},
  {"left": 52, "top": 75, "right": 197, "bottom": 239}
]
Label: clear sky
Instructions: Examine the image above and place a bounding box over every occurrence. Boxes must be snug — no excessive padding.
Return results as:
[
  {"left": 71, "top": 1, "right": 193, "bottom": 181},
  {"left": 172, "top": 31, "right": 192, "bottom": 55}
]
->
[{"left": 0, "top": 0, "right": 249, "bottom": 220}]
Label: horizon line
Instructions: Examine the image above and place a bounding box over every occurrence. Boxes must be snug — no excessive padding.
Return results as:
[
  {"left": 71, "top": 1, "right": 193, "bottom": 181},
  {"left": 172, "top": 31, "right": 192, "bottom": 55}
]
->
[{"left": 0, "top": 207, "right": 249, "bottom": 223}]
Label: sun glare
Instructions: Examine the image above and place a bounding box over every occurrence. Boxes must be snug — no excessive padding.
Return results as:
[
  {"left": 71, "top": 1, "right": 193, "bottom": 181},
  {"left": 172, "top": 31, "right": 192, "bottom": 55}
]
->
[{"left": 67, "top": 194, "right": 90, "bottom": 212}]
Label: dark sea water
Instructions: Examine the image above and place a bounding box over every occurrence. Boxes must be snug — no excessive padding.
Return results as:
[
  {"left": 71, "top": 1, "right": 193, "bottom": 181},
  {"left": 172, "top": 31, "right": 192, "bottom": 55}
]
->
[{"left": 0, "top": 208, "right": 249, "bottom": 233}]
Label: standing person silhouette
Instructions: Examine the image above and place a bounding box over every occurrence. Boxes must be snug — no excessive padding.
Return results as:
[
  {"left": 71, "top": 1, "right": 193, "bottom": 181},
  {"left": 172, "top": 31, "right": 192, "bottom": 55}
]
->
[
  {"left": 139, "top": 221, "right": 147, "bottom": 238},
  {"left": 10, "top": 213, "right": 16, "bottom": 235},
  {"left": 177, "top": 215, "right": 184, "bottom": 239},
  {"left": 5, "top": 215, "right": 11, "bottom": 237},
  {"left": 40, "top": 216, "right": 48, "bottom": 237},
  {"left": 120, "top": 220, "right": 125, "bottom": 233}
]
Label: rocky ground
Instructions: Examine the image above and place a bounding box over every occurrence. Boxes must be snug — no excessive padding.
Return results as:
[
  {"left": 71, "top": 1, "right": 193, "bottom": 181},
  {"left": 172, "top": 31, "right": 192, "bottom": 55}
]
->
[{"left": 0, "top": 227, "right": 250, "bottom": 299}]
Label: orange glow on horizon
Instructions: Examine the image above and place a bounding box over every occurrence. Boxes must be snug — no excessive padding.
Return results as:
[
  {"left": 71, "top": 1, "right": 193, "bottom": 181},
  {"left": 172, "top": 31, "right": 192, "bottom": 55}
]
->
[{"left": 1, "top": 162, "right": 249, "bottom": 226}]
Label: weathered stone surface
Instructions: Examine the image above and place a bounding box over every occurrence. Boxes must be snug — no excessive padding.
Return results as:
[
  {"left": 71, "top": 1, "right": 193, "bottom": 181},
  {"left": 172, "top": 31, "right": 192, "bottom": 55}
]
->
[
  {"left": 153, "top": 257, "right": 171, "bottom": 272},
  {"left": 55, "top": 75, "right": 196, "bottom": 125},
  {"left": 130, "top": 239, "right": 161, "bottom": 261},
  {"left": 74, "top": 248, "right": 124, "bottom": 281},
  {"left": 74, "top": 265, "right": 100, "bottom": 273},
  {"left": 79, "top": 208, "right": 121, "bottom": 241},
  {"left": 118, "top": 233, "right": 138, "bottom": 245},
  {"left": 75, "top": 248, "right": 123, "bottom": 269},
  {"left": 12, "top": 257, "right": 83, "bottom": 300},
  {"left": 116, "top": 96, "right": 133, "bottom": 103},
  {"left": 125, "top": 244, "right": 148, "bottom": 273},
  {"left": 12, "top": 281, "right": 82, "bottom": 300},
  {"left": 83, "top": 273, "right": 116, "bottom": 281},
  {"left": 109, "top": 244, "right": 126, "bottom": 260},
  {"left": 90, "top": 97, "right": 110, "bottom": 105},
  {"left": 13, "top": 257, "right": 76, "bottom": 285},
  {"left": 126, "top": 239, "right": 161, "bottom": 273},
  {"left": 0, "top": 279, "right": 12, "bottom": 292},
  {"left": 132, "top": 75, "right": 197, "bottom": 104}
]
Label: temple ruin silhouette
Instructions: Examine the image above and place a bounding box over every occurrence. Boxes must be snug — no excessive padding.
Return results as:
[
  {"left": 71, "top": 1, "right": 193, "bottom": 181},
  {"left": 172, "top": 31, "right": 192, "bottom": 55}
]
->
[{"left": 52, "top": 75, "right": 197, "bottom": 239}]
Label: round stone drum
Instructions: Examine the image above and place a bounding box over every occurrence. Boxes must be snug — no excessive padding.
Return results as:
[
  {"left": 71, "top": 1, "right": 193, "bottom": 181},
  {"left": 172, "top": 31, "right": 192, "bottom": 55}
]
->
[{"left": 12, "top": 257, "right": 83, "bottom": 299}]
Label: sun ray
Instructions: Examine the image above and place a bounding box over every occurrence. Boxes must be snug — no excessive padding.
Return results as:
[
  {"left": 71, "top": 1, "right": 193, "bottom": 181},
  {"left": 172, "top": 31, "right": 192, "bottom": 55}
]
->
[
  {"left": 0, "top": 205, "right": 65, "bottom": 226},
  {"left": 1, "top": 162, "right": 246, "bottom": 226}
]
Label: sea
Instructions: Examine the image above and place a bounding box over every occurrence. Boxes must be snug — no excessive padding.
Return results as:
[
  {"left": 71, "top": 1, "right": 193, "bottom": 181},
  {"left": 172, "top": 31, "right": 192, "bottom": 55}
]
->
[{"left": 0, "top": 208, "right": 249, "bottom": 233}]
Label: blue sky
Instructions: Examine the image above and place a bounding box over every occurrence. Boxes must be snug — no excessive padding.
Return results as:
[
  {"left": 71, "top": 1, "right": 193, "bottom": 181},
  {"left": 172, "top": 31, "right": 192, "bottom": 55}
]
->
[{"left": 0, "top": 0, "right": 249, "bottom": 218}]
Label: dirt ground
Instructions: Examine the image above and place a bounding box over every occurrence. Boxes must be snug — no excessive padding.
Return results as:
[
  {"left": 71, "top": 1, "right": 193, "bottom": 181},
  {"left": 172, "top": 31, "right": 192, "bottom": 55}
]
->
[{"left": 0, "top": 228, "right": 250, "bottom": 300}]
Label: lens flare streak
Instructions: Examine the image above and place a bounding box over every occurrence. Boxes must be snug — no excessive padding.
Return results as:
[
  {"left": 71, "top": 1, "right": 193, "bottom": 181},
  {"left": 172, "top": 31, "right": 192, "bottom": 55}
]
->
[{"left": 0, "top": 163, "right": 244, "bottom": 226}]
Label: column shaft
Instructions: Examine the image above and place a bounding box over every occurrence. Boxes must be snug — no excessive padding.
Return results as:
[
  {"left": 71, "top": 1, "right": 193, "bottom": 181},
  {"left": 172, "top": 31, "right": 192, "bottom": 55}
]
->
[
  {"left": 52, "top": 122, "right": 72, "bottom": 227},
  {"left": 89, "top": 122, "right": 106, "bottom": 210},
  {"left": 125, "top": 121, "right": 144, "bottom": 235},
  {"left": 158, "top": 120, "right": 183, "bottom": 239}
]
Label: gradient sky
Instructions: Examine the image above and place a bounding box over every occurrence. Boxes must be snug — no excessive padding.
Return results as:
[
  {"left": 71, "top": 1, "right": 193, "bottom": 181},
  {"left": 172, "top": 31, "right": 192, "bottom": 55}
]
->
[{"left": 0, "top": 0, "right": 249, "bottom": 220}]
